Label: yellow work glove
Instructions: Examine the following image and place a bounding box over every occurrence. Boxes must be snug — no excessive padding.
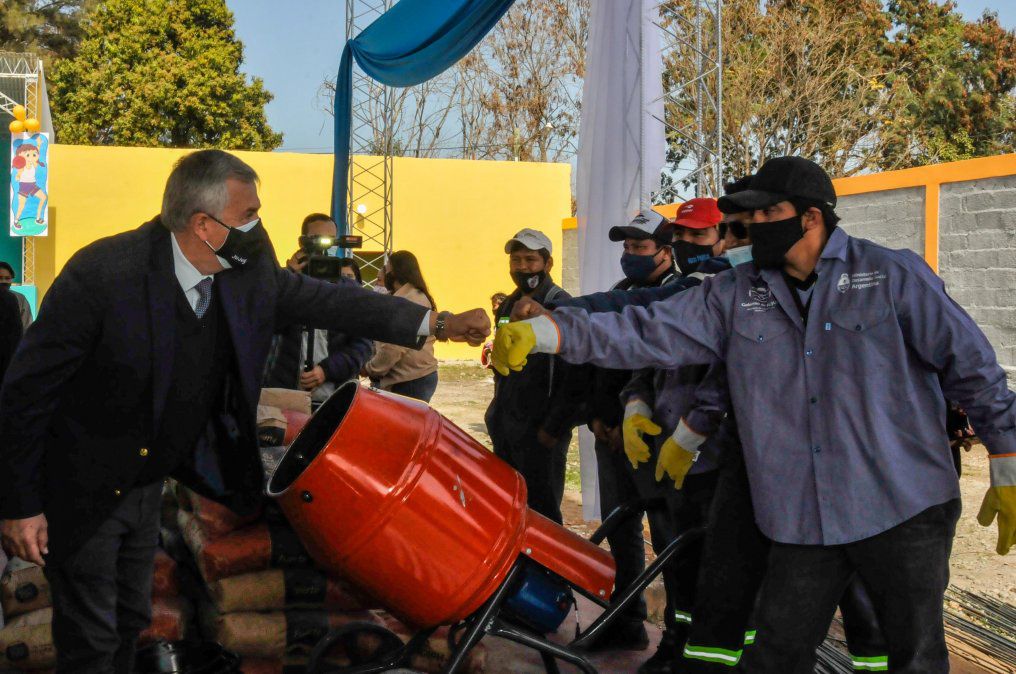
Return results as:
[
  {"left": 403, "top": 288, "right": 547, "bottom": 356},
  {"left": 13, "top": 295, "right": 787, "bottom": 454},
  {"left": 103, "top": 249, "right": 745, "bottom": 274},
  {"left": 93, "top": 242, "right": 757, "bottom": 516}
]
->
[
  {"left": 490, "top": 315, "right": 559, "bottom": 376},
  {"left": 621, "top": 400, "right": 661, "bottom": 470},
  {"left": 655, "top": 419, "right": 706, "bottom": 490},
  {"left": 977, "top": 483, "right": 1016, "bottom": 556}
]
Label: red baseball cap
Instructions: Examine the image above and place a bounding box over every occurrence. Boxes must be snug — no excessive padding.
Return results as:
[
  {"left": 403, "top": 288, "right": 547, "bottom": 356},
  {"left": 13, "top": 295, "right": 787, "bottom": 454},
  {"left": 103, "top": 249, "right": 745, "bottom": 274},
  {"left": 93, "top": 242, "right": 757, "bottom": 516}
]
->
[{"left": 674, "top": 197, "right": 722, "bottom": 230}]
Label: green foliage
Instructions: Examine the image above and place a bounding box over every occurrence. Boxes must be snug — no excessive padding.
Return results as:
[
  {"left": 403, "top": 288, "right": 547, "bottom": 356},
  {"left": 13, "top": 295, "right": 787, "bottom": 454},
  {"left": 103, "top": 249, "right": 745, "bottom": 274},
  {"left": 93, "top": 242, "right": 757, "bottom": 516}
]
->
[
  {"left": 0, "top": 0, "right": 94, "bottom": 62},
  {"left": 882, "top": 0, "right": 1016, "bottom": 167},
  {"left": 663, "top": 0, "right": 1016, "bottom": 184},
  {"left": 49, "top": 0, "right": 282, "bottom": 150}
]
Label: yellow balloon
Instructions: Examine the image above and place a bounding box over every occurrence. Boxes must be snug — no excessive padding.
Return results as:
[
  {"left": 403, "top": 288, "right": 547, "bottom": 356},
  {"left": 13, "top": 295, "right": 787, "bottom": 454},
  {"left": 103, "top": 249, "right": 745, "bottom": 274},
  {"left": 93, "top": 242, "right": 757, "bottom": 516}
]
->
[
  {"left": 8, "top": 120, "right": 25, "bottom": 134},
  {"left": 12, "top": 105, "right": 26, "bottom": 121},
  {"left": 24, "top": 118, "right": 40, "bottom": 133}
]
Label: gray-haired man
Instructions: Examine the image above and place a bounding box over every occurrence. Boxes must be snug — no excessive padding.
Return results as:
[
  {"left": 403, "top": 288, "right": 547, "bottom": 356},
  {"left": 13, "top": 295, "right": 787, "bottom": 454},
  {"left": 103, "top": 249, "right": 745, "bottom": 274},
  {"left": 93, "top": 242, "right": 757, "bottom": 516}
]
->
[{"left": 0, "top": 149, "right": 490, "bottom": 672}]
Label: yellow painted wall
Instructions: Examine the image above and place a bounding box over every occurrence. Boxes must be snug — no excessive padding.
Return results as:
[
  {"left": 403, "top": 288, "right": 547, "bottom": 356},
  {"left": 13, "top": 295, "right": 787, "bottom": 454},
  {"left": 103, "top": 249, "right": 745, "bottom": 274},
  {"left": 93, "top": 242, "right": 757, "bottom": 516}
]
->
[{"left": 36, "top": 145, "right": 571, "bottom": 360}]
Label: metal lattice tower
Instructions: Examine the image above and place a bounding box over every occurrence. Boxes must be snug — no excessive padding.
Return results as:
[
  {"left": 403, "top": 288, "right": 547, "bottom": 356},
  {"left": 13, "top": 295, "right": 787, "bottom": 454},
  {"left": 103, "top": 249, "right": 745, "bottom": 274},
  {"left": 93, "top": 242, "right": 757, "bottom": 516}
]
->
[
  {"left": 652, "top": 0, "right": 723, "bottom": 202},
  {"left": 345, "top": 0, "right": 396, "bottom": 285},
  {"left": 0, "top": 52, "right": 43, "bottom": 285}
]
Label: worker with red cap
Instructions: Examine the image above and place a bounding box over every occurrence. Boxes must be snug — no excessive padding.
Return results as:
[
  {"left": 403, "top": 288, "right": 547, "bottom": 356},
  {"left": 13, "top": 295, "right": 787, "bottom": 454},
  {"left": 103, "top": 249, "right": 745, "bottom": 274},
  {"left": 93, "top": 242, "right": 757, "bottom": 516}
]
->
[
  {"left": 670, "top": 197, "right": 725, "bottom": 277},
  {"left": 619, "top": 196, "right": 733, "bottom": 673}
]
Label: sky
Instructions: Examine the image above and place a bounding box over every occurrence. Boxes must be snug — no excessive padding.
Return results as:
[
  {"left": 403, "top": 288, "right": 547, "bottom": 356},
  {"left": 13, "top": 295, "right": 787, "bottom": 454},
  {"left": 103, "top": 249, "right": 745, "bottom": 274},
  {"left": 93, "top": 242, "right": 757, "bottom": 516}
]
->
[{"left": 226, "top": 0, "right": 1016, "bottom": 155}]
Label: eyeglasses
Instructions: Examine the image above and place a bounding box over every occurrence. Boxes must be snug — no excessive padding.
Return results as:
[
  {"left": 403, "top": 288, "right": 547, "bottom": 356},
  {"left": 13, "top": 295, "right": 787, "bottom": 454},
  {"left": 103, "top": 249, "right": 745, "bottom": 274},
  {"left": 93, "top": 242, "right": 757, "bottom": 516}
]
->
[{"left": 719, "top": 220, "right": 749, "bottom": 240}]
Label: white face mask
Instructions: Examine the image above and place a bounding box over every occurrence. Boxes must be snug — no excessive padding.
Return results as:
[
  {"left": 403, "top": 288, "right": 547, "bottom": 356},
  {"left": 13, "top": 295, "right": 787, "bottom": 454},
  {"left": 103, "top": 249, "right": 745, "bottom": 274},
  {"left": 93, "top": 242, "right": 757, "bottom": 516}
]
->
[{"left": 725, "top": 244, "right": 754, "bottom": 267}]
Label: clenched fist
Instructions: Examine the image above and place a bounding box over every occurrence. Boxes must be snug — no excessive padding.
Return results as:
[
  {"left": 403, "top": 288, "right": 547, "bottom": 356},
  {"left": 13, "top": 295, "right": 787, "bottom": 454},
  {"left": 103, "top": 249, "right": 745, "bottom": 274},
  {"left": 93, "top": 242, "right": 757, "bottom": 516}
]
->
[
  {"left": 432, "top": 309, "right": 491, "bottom": 346},
  {"left": 510, "top": 296, "right": 548, "bottom": 322}
]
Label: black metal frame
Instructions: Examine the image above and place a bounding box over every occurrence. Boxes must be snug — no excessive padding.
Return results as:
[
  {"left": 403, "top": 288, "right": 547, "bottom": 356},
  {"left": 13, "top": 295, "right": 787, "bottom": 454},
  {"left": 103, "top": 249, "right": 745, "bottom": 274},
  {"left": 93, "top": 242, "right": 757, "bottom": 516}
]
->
[{"left": 309, "top": 501, "right": 703, "bottom": 674}]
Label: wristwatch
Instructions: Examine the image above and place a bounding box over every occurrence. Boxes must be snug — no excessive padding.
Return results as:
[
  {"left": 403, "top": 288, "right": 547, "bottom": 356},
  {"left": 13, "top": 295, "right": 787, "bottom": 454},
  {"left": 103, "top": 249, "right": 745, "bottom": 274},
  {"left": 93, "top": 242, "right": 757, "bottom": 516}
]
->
[{"left": 434, "top": 311, "right": 453, "bottom": 341}]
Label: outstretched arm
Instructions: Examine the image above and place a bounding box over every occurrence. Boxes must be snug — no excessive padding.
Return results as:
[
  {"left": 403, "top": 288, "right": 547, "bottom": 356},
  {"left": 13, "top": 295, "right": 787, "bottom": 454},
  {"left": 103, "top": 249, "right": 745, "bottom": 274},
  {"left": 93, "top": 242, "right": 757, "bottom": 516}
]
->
[
  {"left": 493, "top": 276, "right": 731, "bottom": 376},
  {"left": 552, "top": 278, "right": 728, "bottom": 370}
]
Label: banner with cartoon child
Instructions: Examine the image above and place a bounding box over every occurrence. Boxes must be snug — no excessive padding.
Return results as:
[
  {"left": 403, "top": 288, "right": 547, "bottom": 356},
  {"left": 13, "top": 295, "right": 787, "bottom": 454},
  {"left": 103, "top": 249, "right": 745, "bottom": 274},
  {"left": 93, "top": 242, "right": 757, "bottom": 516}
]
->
[{"left": 9, "top": 132, "right": 50, "bottom": 237}]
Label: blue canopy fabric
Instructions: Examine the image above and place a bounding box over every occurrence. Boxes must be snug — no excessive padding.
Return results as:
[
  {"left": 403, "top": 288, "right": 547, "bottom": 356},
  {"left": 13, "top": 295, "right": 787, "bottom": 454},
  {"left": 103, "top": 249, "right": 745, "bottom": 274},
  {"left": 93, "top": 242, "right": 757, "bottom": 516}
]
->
[{"left": 332, "top": 0, "right": 516, "bottom": 232}]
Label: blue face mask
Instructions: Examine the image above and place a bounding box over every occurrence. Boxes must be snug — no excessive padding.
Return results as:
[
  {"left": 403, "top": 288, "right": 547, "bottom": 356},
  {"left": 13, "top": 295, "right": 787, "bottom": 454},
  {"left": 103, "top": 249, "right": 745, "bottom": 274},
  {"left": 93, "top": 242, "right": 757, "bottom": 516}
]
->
[
  {"left": 620, "top": 251, "right": 662, "bottom": 283},
  {"left": 725, "top": 245, "right": 754, "bottom": 267}
]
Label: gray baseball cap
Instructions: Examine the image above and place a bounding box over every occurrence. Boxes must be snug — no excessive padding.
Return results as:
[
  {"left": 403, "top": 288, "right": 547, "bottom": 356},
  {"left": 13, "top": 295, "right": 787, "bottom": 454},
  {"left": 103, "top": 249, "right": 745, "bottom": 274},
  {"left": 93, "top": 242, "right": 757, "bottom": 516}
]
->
[{"left": 505, "top": 228, "right": 553, "bottom": 254}]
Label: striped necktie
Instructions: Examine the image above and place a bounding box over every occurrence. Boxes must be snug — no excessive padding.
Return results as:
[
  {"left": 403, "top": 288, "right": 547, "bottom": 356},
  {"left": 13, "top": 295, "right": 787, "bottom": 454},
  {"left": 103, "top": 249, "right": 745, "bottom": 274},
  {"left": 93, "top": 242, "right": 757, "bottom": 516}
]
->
[{"left": 193, "top": 277, "right": 213, "bottom": 318}]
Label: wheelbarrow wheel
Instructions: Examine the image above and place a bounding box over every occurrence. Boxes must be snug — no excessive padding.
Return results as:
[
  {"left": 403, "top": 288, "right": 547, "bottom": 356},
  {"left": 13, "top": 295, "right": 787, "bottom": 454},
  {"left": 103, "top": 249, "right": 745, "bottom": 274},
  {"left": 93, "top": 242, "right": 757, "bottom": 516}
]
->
[{"left": 306, "top": 621, "right": 406, "bottom": 674}]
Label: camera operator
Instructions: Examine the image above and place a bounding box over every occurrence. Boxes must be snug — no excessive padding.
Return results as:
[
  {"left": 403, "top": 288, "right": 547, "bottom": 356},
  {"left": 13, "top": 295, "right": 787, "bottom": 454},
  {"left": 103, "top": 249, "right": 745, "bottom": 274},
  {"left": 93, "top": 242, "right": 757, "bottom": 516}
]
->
[{"left": 266, "top": 213, "right": 373, "bottom": 405}]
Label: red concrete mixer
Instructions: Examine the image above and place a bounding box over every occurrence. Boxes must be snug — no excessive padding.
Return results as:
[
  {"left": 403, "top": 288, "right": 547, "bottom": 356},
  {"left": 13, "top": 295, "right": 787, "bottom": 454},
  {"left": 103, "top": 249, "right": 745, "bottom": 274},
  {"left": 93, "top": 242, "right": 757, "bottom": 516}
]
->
[{"left": 269, "top": 383, "right": 702, "bottom": 674}]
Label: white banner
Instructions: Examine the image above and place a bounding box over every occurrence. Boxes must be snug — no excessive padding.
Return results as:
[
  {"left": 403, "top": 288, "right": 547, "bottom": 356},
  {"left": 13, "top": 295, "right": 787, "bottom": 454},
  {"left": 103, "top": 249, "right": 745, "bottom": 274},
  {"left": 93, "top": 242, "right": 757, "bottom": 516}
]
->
[{"left": 574, "top": 0, "right": 666, "bottom": 520}]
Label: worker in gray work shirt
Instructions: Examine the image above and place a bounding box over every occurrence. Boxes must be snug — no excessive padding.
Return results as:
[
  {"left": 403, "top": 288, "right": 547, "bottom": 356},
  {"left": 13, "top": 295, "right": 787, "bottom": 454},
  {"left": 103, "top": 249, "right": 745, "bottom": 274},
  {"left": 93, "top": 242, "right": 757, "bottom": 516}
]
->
[{"left": 492, "top": 156, "right": 1016, "bottom": 674}]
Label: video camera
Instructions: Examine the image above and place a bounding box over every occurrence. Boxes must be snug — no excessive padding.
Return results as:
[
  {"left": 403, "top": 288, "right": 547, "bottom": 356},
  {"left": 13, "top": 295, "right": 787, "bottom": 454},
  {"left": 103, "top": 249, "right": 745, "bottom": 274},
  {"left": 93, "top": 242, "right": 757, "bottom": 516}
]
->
[{"left": 298, "top": 234, "right": 363, "bottom": 282}]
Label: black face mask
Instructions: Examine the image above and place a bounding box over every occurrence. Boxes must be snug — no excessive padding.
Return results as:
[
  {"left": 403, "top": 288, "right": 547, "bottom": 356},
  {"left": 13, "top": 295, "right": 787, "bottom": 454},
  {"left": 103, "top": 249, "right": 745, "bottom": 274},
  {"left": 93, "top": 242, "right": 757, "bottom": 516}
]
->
[
  {"left": 751, "top": 215, "right": 804, "bottom": 269},
  {"left": 511, "top": 270, "right": 547, "bottom": 293},
  {"left": 206, "top": 215, "right": 267, "bottom": 268},
  {"left": 673, "top": 240, "right": 714, "bottom": 276}
]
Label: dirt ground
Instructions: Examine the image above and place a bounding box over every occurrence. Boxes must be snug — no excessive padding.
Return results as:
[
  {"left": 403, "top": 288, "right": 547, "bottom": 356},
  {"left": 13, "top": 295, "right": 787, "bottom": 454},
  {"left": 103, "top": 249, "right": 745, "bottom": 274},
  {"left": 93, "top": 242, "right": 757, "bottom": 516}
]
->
[{"left": 430, "top": 361, "right": 1015, "bottom": 604}]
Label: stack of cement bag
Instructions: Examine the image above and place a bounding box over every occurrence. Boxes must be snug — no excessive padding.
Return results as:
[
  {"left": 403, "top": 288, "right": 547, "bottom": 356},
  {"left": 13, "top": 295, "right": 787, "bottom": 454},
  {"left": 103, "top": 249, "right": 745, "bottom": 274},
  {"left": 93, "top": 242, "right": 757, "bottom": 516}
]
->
[
  {"left": 160, "top": 388, "right": 486, "bottom": 674},
  {"left": 0, "top": 551, "right": 190, "bottom": 671}
]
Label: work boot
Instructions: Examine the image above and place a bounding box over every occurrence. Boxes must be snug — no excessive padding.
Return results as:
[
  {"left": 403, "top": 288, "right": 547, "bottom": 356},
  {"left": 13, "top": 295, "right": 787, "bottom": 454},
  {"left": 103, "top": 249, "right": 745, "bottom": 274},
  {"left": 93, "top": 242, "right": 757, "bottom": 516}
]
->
[
  {"left": 638, "top": 630, "right": 683, "bottom": 674},
  {"left": 584, "top": 620, "right": 650, "bottom": 652}
]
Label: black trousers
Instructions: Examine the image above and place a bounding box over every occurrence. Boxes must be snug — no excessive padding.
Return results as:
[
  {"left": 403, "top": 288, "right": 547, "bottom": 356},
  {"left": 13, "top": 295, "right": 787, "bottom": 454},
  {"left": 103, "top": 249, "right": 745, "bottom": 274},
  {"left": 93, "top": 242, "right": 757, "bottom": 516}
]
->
[
  {"left": 492, "top": 425, "right": 571, "bottom": 524},
  {"left": 682, "top": 446, "right": 887, "bottom": 673},
  {"left": 594, "top": 437, "right": 650, "bottom": 625},
  {"left": 44, "top": 483, "right": 163, "bottom": 673},
  {"left": 660, "top": 470, "right": 716, "bottom": 647},
  {"left": 387, "top": 370, "right": 439, "bottom": 403},
  {"left": 741, "top": 499, "right": 960, "bottom": 674}
]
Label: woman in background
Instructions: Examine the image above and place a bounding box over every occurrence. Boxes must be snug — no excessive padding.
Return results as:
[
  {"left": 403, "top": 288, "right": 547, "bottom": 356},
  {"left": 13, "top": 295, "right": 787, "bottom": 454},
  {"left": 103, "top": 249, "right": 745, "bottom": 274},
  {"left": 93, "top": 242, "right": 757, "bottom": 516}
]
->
[{"left": 362, "top": 251, "right": 439, "bottom": 402}]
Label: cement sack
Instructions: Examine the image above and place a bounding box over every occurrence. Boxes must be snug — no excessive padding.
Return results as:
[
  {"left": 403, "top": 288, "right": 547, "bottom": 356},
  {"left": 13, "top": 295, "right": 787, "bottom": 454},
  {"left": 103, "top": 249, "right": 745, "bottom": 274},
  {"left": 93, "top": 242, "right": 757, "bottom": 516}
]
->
[
  {"left": 239, "top": 657, "right": 348, "bottom": 674},
  {"left": 281, "top": 410, "right": 310, "bottom": 447},
  {"left": 0, "top": 597, "right": 193, "bottom": 671},
  {"left": 1, "top": 565, "right": 48, "bottom": 620},
  {"left": 151, "top": 549, "right": 179, "bottom": 598},
  {"left": 0, "top": 608, "right": 53, "bottom": 670},
  {"left": 257, "top": 405, "right": 287, "bottom": 448},
  {"left": 142, "top": 596, "right": 193, "bottom": 644},
  {"left": 201, "top": 609, "right": 383, "bottom": 660},
  {"left": 209, "top": 569, "right": 370, "bottom": 614},
  {"left": 258, "top": 389, "right": 311, "bottom": 416},
  {"left": 173, "top": 482, "right": 262, "bottom": 540},
  {"left": 178, "top": 511, "right": 310, "bottom": 584},
  {"left": 379, "top": 613, "right": 487, "bottom": 673}
]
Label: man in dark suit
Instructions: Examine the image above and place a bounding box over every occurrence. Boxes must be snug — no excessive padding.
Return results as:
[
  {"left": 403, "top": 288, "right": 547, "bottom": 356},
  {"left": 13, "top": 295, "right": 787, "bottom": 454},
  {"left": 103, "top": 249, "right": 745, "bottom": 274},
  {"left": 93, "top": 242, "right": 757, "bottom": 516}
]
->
[
  {"left": 0, "top": 286, "right": 22, "bottom": 384},
  {"left": 0, "top": 149, "right": 489, "bottom": 672}
]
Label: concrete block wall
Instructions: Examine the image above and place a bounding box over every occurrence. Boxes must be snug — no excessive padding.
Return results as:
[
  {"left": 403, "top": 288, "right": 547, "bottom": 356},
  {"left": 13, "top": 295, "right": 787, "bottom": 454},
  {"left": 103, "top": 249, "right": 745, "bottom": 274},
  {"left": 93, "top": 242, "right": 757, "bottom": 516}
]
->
[
  {"left": 939, "top": 175, "right": 1016, "bottom": 386},
  {"left": 837, "top": 186, "right": 925, "bottom": 254}
]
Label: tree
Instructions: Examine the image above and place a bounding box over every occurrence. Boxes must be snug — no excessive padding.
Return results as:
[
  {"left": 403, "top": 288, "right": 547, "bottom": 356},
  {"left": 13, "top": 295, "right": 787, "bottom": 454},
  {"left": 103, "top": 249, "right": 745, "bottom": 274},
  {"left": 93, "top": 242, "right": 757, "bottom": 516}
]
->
[
  {"left": 467, "top": 0, "right": 588, "bottom": 162},
  {"left": 49, "top": 0, "right": 281, "bottom": 150},
  {"left": 0, "top": 0, "right": 95, "bottom": 63},
  {"left": 662, "top": 0, "right": 912, "bottom": 188},
  {"left": 881, "top": 1, "right": 1016, "bottom": 167},
  {"left": 321, "top": 0, "right": 588, "bottom": 162}
]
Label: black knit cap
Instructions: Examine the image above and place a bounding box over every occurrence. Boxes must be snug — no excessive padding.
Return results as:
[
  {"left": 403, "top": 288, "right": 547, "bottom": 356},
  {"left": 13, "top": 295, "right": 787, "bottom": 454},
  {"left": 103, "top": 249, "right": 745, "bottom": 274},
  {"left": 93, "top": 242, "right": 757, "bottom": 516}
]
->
[{"left": 717, "top": 157, "right": 836, "bottom": 214}]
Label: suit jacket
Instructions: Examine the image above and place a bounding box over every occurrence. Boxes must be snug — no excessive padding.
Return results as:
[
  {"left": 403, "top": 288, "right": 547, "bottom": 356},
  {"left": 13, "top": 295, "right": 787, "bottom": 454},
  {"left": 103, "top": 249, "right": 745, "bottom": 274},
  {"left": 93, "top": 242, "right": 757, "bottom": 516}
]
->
[
  {"left": 0, "top": 291, "right": 22, "bottom": 385},
  {"left": 0, "top": 217, "right": 428, "bottom": 564}
]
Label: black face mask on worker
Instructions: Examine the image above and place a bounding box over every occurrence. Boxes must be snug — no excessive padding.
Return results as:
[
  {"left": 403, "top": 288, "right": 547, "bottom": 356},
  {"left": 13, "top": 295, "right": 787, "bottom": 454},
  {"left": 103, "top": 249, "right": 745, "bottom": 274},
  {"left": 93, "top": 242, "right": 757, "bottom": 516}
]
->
[
  {"left": 673, "top": 240, "right": 714, "bottom": 276},
  {"left": 205, "top": 215, "right": 267, "bottom": 268},
  {"left": 750, "top": 215, "right": 804, "bottom": 269},
  {"left": 511, "top": 270, "right": 547, "bottom": 293}
]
